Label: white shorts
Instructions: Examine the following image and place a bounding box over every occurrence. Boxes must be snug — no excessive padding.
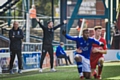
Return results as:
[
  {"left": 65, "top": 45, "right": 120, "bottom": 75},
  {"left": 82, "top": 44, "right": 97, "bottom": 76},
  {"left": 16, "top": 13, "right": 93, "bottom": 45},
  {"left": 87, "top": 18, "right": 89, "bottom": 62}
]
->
[{"left": 75, "top": 54, "right": 91, "bottom": 72}]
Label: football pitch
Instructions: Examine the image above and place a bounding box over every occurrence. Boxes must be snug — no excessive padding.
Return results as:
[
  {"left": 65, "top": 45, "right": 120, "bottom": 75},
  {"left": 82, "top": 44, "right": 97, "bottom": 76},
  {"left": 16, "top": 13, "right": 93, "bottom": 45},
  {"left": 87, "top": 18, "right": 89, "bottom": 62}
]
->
[{"left": 0, "top": 62, "right": 120, "bottom": 80}]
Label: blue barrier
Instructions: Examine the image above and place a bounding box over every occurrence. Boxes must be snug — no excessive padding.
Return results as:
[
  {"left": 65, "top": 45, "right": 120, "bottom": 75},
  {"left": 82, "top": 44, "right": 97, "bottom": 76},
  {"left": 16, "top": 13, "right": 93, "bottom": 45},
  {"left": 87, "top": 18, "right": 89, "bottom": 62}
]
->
[
  {"left": 22, "top": 52, "right": 41, "bottom": 69},
  {"left": 0, "top": 50, "right": 5, "bottom": 53}
]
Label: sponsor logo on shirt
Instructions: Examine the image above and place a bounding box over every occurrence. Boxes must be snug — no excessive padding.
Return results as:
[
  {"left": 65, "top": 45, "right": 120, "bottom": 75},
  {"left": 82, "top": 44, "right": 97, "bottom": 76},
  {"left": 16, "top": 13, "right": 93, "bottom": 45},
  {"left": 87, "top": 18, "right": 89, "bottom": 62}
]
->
[{"left": 80, "top": 47, "right": 88, "bottom": 51}]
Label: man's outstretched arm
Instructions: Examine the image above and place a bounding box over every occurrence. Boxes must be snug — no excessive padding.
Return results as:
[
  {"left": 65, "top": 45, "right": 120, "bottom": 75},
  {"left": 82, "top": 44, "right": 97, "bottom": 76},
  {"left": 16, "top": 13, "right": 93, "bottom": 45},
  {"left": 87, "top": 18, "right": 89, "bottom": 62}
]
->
[
  {"left": 92, "top": 39, "right": 107, "bottom": 54},
  {"left": 53, "top": 20, "right": 67, "bottom": 30},
  {"left": 36, "top": 18, "right": 45, "bottom": 29},
  {"left": 91, "top": 38, "right": 104, "bottom": 47},
  {"left": 62, "top": 30, "right": 77, "bottom": 41}
]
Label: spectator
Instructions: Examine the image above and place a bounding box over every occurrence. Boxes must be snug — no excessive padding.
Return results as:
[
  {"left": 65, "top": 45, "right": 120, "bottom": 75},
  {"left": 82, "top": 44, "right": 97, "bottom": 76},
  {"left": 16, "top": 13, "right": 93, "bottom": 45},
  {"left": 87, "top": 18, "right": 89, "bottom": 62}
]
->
[
  {"left": 9, "top": 21, "right": 24, "bottom": 74},
  {"left": 113, "top": 22, "right": 120, "bottom": 49},
  {"left": 56, "top": 42, "right": 72, "bottom": 65},
  {"left": 76, "top": 19, "right": 88, "bottom": 31},
  {"left": 114, "top": 28, "right": 120, "bottom": 49},
  {"left": 76, "top": 19, "right": 82, "bottom": 31},
  {"left": 29, "top": 4, "right": 37, "bottom": 28}
]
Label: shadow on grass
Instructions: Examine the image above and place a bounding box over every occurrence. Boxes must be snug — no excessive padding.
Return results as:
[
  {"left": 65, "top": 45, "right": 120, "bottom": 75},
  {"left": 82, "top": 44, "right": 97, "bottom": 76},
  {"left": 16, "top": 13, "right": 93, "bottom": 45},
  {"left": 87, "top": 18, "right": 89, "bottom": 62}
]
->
[{"left": 102, "top": 65, "right": 120, "bottom": 79}]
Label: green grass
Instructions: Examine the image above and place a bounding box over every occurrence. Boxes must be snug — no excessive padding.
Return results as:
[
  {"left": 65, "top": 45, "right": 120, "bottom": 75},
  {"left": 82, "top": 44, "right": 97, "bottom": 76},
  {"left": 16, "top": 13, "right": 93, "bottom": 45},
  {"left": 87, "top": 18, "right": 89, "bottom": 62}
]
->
[
  {"left": 1, "top": 62, "right": 120, "bottom": 80},
  {"left": 102, "top": 62, "right": 120, "bottom": 80}
]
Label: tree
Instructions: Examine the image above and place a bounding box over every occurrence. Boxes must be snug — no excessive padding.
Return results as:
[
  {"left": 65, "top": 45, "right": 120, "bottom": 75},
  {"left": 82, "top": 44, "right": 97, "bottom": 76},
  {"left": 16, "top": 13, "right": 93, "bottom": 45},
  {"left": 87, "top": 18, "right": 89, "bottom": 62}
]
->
[
  {"left": 35, "top": 0, "right": 59, "bottom": 16},
  {"left": 15, "top": 0, "right": 59, "bottom": 17}
]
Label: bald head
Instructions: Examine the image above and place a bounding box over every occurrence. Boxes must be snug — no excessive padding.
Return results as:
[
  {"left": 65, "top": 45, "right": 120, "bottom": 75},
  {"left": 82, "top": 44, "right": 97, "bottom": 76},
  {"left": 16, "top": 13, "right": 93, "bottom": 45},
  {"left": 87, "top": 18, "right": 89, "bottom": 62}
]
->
[
  {"left": 32, "top": 5, "right": 35, "bottom": 9},
  {"left": 13, "top": 21, "right": 18, "bottom": 25},
  {"left": 13, "top": 21, "right": 19, "bottom": 30}
]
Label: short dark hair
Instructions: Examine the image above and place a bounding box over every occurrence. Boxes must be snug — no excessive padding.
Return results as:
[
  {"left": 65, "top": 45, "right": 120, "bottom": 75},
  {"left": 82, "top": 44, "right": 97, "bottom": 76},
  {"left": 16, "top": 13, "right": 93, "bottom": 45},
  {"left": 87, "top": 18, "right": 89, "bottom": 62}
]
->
[
  {"left": 47, "top": 20, "right": 52, "bottom": 24},
  {"left": 82, "top": 28, "right": 89, "bottom": 33},
  {"left": 94, "top": 26, "right": 102, "bottom": 31},
  {"left": 60, "top": 42, "right": 64, "bottom": 45}
]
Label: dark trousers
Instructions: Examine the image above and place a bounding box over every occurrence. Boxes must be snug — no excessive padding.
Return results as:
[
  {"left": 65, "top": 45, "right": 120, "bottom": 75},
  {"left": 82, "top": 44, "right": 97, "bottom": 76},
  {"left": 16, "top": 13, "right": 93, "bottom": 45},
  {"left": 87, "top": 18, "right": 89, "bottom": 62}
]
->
[
  {"left": 31, "top": 18, "right": 37, "bottom": 28},
  {"left": 40, "top": 44, "right": 53, "bottom": 69},
  {"left": 9, "top": 50, "right": 22, "bottom": 70},
  {"left": 57, "top": 55, "right": 72, "bottom": 65},
  {"left": 114, "top": 36, "right": 120, "bottom": 49}
]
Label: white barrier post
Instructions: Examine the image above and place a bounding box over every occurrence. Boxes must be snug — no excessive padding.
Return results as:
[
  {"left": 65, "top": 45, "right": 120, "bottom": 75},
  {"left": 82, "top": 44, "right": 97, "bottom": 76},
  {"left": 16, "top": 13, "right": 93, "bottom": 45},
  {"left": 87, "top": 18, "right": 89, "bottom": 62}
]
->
[
  {"left": 79, "top": 18, "right": 85, "bottom": 37},
  {"left": 26, "top": 13, "right": 30, "bottom": 42}
]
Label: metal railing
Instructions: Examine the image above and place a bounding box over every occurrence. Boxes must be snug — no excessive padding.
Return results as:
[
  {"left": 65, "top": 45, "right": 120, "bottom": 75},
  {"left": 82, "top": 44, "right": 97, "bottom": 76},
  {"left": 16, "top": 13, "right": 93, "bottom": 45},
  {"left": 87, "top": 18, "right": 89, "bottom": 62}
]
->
[
  {"left": 22, "top": 42, "right": 76, "bottom": 52},
  {"left": 0, "top": 42, "right": 76, "bottom": 53},
  {"left": 22, "top": 42, "right": 42, "bottom": 52}
]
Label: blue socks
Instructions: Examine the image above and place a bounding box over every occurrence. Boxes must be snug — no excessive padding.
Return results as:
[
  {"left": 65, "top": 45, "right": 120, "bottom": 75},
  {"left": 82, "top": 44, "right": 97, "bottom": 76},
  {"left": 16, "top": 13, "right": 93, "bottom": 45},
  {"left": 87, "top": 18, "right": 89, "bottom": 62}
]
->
[{"left": 77, "top": 62, "right": 83, "bottom": 76}]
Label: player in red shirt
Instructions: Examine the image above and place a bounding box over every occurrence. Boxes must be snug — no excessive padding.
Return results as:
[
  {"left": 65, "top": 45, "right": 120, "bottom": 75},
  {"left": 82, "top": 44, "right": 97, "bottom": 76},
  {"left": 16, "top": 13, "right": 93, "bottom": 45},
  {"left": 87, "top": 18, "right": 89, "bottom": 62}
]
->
[{"left": 90, "top": 26, "right": 107, "bottom": 80}]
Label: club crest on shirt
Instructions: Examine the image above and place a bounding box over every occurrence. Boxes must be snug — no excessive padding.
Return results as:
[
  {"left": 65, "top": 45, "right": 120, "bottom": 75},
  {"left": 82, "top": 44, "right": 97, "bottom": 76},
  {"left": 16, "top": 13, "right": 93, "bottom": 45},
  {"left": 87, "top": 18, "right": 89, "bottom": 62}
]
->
[
  {"left": 48, "top": 29, "right": 54, "bottom": 32},
  {"left": 86, "top": 43, "right": 89, "bottom": 46},
  {"left": 80, "top": 42, "right": 83, "bottom": 45},
  {"left": 52, "top": 29, "right": 54, "bottom": 32}
]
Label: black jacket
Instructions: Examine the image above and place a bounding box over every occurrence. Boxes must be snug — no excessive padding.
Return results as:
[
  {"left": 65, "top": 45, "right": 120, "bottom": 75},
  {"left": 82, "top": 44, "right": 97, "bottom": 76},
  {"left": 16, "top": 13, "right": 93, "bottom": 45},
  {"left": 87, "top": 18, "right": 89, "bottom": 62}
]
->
[
  {"left": 38, "top": 22, "right": 64, "bottom": 45},
  {"left": 9, "top": 27, "right": 24, "bottom": 51}
]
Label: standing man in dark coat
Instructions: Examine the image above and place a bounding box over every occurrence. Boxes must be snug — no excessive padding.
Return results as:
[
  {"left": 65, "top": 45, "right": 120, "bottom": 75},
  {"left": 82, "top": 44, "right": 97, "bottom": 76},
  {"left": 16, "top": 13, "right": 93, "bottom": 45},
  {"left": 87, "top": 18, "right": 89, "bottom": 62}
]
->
[
  {"left": 9, "top": 21, "right": 24, "bottom": 74},
  {"left": 36, "top": 18, "right": 67, "bottom": 72},
  {"left": 114, "top": 28, "right": 120, "bottom": 49}
]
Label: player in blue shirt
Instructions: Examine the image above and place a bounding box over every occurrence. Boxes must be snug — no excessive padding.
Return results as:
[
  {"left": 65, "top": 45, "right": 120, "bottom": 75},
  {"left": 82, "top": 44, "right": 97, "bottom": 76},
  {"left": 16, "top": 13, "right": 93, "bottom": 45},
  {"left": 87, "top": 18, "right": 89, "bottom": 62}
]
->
[{"left": 62, "top": 28, "right": 104, "bottom": 79}]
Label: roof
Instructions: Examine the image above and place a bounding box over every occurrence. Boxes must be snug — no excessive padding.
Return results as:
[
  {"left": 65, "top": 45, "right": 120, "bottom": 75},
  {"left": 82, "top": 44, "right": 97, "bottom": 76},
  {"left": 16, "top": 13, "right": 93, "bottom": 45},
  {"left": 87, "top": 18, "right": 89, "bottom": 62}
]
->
[{"left": 0, "top": 0, "right": 19, "bottom": 14}]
